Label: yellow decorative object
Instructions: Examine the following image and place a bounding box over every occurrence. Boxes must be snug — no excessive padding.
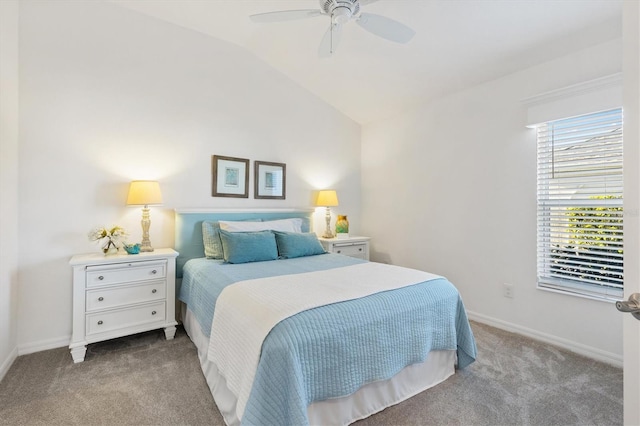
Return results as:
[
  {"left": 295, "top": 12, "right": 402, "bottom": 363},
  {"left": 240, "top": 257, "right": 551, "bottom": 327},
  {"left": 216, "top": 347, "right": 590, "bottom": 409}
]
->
[{"left": 335, "top": 215, "right": 349, "bottom": 236}]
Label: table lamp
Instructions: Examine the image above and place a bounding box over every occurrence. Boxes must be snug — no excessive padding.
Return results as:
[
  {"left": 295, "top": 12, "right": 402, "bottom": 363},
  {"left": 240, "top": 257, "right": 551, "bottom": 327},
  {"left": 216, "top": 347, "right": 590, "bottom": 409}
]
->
[
  {"left": 316, "top": 190, "right": 339, "bottom": 238},
  {"left": 126, "top": 180, "right": 163, "bottom": 252}
]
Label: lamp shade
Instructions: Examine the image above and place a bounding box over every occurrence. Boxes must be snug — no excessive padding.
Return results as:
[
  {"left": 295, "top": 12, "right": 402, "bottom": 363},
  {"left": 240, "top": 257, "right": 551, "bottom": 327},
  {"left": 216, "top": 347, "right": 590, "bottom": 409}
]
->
[
  {"left": 316, "top": 190, "right": 339, "bottom": 207},
  {"left": 126, "top": 180, "right": 163, "bottom": 206}
]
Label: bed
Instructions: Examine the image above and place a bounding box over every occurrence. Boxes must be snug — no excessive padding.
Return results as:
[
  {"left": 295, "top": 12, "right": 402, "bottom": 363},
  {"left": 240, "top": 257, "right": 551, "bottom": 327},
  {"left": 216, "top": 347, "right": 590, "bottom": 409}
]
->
[{"left": 174, "top": 209, "right": 476, "bottom": 426}]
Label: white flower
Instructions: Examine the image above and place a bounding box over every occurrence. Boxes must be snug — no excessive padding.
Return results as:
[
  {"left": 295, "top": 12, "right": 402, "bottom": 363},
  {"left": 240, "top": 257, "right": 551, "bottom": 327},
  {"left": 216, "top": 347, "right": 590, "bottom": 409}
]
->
[
  {"left": 88, "top": 227, "right": 108, "bottom": 242},
  {"left": 88, "top": 225, "right": 128, "bottom": 248}
]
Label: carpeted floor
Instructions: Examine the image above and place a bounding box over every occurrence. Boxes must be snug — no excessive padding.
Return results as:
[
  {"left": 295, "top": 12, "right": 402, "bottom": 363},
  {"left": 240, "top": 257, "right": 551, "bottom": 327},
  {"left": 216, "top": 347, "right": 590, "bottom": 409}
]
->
[{"left": 0, "top": 321, "right": 622, "bottom": 425}]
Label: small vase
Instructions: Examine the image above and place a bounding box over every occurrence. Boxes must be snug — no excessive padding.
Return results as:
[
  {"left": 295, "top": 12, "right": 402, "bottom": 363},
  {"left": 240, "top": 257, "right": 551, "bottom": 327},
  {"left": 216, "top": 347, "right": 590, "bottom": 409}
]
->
[
  {"left": 102, "top": 240, "right": 118, "bottom": 256},
  {"left": 335, "top": 215, "right": 349, "bottom": 235}
]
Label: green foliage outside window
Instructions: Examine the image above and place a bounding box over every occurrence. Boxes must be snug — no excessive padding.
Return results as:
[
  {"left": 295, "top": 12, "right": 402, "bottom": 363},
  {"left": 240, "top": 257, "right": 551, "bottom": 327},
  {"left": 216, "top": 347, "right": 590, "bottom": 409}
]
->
[
  {"left": 566, "top": 195, "right": 623, "bottom": 252},
  {"left": 550, "top": 195, "right": 623, "bottom": 286}
]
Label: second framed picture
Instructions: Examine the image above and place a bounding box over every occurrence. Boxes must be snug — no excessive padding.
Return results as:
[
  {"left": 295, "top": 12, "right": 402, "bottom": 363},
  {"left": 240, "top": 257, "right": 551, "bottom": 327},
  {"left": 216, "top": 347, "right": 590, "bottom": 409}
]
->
[
  {"left": 255, "top": 161, "right": 286, "bottom": 200},
  {"left": 212, "top": 155, "right": 249, "bottom": 198}
]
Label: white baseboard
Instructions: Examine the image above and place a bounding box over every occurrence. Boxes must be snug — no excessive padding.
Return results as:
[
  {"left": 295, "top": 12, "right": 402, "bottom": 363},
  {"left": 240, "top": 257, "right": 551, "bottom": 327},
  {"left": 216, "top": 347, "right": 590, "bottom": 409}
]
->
[
  {"left": 467, "top": 311, "right": 623, "bottom": 368},
  {"left": 17, "top": 335, "right": 70, "bottom": 356},
  {"left": 0, "top": 346, "right": 18, "bottom": 382},
  {"left": 8, "top": 317, "right": 622, "bottom": 369}
]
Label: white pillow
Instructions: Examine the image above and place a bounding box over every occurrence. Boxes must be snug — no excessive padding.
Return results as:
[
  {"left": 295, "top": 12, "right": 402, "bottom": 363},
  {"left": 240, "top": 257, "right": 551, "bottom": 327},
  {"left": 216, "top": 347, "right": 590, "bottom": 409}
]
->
[{"left": 218, "top": 218, "right": 303, "bottom": 233}]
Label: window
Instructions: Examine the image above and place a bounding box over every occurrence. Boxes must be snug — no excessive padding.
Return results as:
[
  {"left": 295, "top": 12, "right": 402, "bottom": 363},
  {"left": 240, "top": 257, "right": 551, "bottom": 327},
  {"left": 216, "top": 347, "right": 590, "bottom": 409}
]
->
[{"left": 536, "top": 108, "right": 623, "bottom": 300}]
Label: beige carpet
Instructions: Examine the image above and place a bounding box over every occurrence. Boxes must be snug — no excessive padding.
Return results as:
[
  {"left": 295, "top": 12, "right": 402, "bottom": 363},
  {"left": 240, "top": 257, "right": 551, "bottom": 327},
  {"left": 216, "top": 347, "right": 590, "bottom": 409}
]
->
[{"left": 0, "top": 322, "right": 622, "bottom": 425}]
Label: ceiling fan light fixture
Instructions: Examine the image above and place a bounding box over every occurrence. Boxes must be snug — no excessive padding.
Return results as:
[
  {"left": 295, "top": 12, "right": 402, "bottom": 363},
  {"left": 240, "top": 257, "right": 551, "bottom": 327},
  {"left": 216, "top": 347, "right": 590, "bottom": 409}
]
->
[{"left": 332, "top": 7, "right": 352, "bottom": 24}]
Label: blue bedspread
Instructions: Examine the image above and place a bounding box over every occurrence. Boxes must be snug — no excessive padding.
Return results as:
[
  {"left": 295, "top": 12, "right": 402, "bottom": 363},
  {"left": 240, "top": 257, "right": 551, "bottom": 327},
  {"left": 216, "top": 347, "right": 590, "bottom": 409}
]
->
[{"left": 179, "top": 254, "right": 477, "bottom": 426}]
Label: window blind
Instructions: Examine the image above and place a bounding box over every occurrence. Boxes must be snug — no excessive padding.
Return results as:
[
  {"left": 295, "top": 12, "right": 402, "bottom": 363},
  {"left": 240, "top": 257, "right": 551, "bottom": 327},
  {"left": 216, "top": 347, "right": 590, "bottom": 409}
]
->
[{"left": 536, "top": 108, "right": 623, "bottom": 300}]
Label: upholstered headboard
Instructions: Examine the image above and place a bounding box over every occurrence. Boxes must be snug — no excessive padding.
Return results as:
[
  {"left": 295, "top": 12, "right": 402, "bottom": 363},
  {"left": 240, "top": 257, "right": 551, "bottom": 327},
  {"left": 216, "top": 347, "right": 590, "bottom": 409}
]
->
[{"left": 174, "top": 209, "right": 314, "bottom": 277}]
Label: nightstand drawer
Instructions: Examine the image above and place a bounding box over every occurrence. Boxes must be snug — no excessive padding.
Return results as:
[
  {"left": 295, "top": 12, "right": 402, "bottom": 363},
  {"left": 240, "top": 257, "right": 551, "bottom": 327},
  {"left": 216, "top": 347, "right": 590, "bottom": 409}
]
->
[
  {"left": 334, "top": 243, "right": 367, "bottom": 259},
  {"left": 318, "top": 236, "right": 370, "bottom": 261},
  {"left": 86, "top": 261, "right": 166, "bottom": 287},
  {"left": 86, "top": 302, "right": 166, "bottom": 336},
  {"left": 86, "top": 281, "right": 166, "bottom": 311}
]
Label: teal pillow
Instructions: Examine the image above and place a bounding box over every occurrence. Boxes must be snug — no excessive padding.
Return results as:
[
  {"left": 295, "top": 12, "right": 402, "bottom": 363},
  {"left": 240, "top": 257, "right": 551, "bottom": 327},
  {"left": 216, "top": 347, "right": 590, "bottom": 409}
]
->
[
  {"left": 219, "top": 230, "right": 278, "bottom": 264},
  {"left": 273, "top": 231, "right": 326, "bottom": 259}
]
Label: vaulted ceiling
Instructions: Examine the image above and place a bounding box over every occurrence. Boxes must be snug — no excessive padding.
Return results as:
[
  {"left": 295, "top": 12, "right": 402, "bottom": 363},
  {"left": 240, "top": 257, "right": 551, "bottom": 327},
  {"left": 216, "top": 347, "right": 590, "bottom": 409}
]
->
[{"left": 111, "top": 0, "right": 623, "bottom": 124}]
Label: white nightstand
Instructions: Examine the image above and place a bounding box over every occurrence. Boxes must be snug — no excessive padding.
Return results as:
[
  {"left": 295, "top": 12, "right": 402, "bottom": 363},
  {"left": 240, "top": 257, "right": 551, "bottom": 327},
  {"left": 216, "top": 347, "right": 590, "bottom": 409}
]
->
[
  {"left": 318, "top": 236, "right": 370, "bottom": 260},
  {"left": 68, "top": 248, "right": 179, "bottom": 363}
]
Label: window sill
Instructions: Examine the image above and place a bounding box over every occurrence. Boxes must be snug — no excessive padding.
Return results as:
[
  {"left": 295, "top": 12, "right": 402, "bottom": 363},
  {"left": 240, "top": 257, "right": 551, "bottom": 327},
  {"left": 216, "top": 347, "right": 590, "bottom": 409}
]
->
[{"left": 537, "top": 284, "right": 622, "bottom": 304}]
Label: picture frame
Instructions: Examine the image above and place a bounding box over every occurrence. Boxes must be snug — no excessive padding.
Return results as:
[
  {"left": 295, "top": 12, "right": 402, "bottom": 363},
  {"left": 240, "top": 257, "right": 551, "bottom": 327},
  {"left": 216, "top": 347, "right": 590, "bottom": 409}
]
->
[
  {"left": 254, "top": 161, "right": 286, "bottom": 200},
  {"left": 212, "top": 155, "right": 249, "bottom": 198}
]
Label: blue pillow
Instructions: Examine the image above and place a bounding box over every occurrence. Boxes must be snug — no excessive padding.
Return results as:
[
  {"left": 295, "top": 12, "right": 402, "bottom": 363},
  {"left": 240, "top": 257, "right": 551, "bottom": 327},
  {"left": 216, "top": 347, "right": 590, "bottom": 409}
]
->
[
  {"left": 219, "top": 230, "right": 278, "bottom": 264},
  {"left": 273, "top": 231, "right": 326, "bottom": 259}
]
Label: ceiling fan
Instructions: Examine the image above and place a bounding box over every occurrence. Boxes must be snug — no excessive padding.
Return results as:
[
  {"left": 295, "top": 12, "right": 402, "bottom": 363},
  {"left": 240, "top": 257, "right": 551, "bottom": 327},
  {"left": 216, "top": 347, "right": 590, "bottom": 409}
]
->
[{"left": 249, "top": 0, "right": 416, "bottom": 57}]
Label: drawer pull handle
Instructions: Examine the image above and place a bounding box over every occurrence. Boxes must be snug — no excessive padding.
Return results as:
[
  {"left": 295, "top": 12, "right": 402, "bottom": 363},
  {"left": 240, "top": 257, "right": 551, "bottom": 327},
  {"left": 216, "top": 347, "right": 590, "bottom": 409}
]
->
[
  {"left": 152, "top": 311, "right": 157, "bottom": 315},
  {"left": 97, "top": 320, "right": 103, "bottom": 325},
  {"left": 98, "top": 297, "right": 104, "bottom": 302},
  {"left": 151, "top": 270, "right": 157, "bottom": 275},
  {"left": 152, "top": 289, "right": 157, "bottom": 294},
  {"left": 359, "top": 248, "right": 362, "bottom": 251},
  {"left": 337, "top": 250, "right": 341, "bottom": 253},
  {"left": 98, "top": 276, "right": 104, "bottom": 281}
]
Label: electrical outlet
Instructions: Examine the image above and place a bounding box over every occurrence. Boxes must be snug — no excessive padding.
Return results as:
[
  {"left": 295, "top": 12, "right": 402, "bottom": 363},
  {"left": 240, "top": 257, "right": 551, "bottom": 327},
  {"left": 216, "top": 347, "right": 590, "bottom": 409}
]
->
[{"left": 503, "top": 283, "right": 514, "bottom": 298}]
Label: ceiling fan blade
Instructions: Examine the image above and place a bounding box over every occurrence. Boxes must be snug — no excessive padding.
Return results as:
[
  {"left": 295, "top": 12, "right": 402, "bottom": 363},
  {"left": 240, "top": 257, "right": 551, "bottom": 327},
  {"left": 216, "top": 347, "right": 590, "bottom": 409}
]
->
[
  {"left": 356, "top": 12, "right": 415, "bottom": 43},
  {"left": 318, "top": 23, "right": 343, "bottom": 58},
  {"left": 250, "top": 9, "right": 323, "bottom": 23},
  {"left": 359, "top": 0, "right": 381, "bottom": 5}
]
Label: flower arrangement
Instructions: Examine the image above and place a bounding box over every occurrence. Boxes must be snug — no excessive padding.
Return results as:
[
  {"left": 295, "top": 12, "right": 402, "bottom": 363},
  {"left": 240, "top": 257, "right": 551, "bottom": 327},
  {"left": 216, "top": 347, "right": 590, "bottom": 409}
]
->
[{"left": 88, "top": 225, "right": 128, "bottom": 254}]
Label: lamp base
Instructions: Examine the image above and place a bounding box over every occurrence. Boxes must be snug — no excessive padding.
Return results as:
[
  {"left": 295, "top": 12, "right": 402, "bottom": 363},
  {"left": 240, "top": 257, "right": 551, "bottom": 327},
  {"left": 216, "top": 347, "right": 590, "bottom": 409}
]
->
[
  {"left": 323, "top": 206, "right": 334, "bottom": 238},
  {"left": 139, "top": 205, "right": 154, "bottom": 253}
]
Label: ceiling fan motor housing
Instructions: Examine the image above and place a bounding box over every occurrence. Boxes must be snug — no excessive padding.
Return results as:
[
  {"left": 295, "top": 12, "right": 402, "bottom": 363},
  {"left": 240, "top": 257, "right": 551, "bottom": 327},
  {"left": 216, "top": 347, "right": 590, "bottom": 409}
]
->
[{"left": 320, "top": 0, "right": 360, "bottom": 24}]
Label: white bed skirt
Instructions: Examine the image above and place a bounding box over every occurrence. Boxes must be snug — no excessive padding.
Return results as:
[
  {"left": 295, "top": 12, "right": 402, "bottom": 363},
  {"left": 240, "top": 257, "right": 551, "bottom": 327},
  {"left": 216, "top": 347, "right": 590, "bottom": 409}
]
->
[{"left": 182, "top": 305, "right": 456, "bottom": 426}]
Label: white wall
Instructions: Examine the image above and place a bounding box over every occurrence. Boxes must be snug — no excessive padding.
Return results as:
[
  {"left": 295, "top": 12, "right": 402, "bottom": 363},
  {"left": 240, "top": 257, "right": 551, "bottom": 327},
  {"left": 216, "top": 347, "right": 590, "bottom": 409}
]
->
[
  {"left": 361, "top": 39, "right": 624, "bottom": 363},
  {"left": 16, "top": 1, "right": 361, "bottom": 352},
  {"left": 0, "top": 0, "right": 20, "bottom": 379}
]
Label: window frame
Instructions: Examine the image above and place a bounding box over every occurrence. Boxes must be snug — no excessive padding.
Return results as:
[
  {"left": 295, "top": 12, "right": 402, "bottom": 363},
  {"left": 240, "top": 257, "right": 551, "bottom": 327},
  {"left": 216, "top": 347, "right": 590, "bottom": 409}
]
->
[{"left": 536, "top": 108, "right": 624, "bottom": 302}]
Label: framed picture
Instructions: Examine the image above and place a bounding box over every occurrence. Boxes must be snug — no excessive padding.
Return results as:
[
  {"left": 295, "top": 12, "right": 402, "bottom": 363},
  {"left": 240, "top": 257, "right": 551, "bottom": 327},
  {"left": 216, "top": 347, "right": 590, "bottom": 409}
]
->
[
  {"left": 254, "top": 161, "right": 286, "bottom": 200},
  {"left": 212, "top": 155, "right": 249, "bottom": 198}
]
